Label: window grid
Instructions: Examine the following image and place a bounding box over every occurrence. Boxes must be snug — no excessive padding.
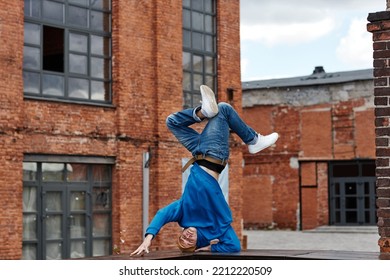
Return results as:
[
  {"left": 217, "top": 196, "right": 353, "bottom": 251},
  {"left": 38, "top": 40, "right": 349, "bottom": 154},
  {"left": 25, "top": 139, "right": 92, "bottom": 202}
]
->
[
  {"left": 182, "top": 0, "right": 217, "bottom": 109},
  {"left": 23, "top": 0, "right": 112, "bottom": 105}
]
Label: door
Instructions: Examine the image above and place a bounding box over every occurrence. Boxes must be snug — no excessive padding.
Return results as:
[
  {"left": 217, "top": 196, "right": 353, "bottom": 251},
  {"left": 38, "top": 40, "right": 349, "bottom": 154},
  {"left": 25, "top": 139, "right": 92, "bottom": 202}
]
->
[{"left": 329, "top": 161, "right": 376, "bottom": 225}]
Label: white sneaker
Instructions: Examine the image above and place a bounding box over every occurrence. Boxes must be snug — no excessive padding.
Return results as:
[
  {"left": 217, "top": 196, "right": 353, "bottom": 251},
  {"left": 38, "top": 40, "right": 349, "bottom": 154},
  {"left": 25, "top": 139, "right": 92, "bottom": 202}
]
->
[
  {"left": 200, "top": 85, "right": 218, "bottom": 118},
  {"left": 248, "top": 132, "right": 279, "bottom": 154}
]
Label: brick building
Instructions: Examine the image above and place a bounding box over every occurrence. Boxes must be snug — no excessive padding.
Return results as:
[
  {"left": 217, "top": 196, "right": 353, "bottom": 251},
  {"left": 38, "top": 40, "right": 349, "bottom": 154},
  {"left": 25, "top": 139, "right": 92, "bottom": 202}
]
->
[
  {"left": 0, "top": 0, "right": 243, "bottom": 259},
  {"left": 241, "top": 67, "right": 376, "bottom": 230}
]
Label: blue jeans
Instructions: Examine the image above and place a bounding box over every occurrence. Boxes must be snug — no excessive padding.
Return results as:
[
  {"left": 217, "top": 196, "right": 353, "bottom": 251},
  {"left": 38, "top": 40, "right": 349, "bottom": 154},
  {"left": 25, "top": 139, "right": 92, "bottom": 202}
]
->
[{"left": 166, "top": 102, "right": 258, "bottom": 162}]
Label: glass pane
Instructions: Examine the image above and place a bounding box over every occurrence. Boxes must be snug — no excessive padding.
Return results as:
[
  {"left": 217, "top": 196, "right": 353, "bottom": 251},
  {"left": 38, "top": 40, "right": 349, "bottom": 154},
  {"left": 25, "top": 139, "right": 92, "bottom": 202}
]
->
[
  {"left": 42, "top": 0, "right": 64, "bottom": 23},
  {"left": 205, "top": 15, "right": 213, "bottom": 33},
  {"left": 183, "top": 30, "right": 191, "bottom": 48},
  {"left": 205, "top": 56, "right": 214, "bottom": 74},
  {"left": 42, "top": 163, "right": 65, "bottom": 181},
  {"left": 93, "top": 239, "right": 110, "bottom": 256},
  {"left": 93, "top": 165, "right": 110, "bottom": 181},
  {"left": 364, "top": 197, "right": 371, "bottom": 208},
  {"left": 91, "top": 0, "right": 110, "bottom": 10},
  {"left": 68, "top": 5, "right": 88, "bottom": 27},
  {"left": 70, "top": 192, "right": 86, "bottom": 211},
  {"left": 335, "top": 197, "right": 340, "bottom": 209},
  {"left": 335, "top": 183, "right": 340, "bottom": 195},
  {"left": 23, "top": 162, "right": 37, "bottom": 181},
  {"left": 362, "top": 163, "right": 376, "bottom": 176},
  {"left": 193, "top": 73, "right": 202, "bottom": 90},
  {"left": 192, "top": 11, "right": 203, "bottom": 31},
  {"left": 183, "top": 52, "right": 191, "bottom": 71},
  {"left": 67, "top": 163, "right": 88, "bottom": 181},
  {"left": 23, "top": 187, "right": 37, "bottom": 211},
  {"left": 204, "top": 75, "right": 214, "bottom": 89},
  {"left": 46, "top": 215, "right": 62, "bottom": 239},
  {"left": 24, "top": 22, "right": 40, "bottom": 45},
  {"left": 42, "top": 74, "right": 64, "bottom": 97},
  {"left": 91, "top": 80, "right": 107, "bottom": 101},
  {"left": 204, "top": 0, "right": 213, "bottom": 13},
  {"left": 345, "top": 183, "right": 357, "bottom": 195},
  {"left": 71, "top": 241, "right": 86, "bottom": 258},
  {"left": 23, "top": 214, "right": 37, "bottom": 240},
  {"left": 183, "top": 92, "right": 192, "bottom": 108},
  {"left": 93, "top": 213, "right": 110, "bottom": 237},
  {"left": 69, "top": 0, "right": 88, "bottom": 6},
  {"left": 183, "top": 9, "right": 191, "bottom": 28},
  {"left": 91, "top": 57, "right": 109, "bottom": 79},
  {"left": 23, "top": 71, "right": 40, "bottom": 94},
  {"left": 70, "top": 214, "right": 86, "bottom": 238},
  {"left": 364, "top": 182, "right": 371, "bottom": 195},
  {"left": 23, "top": 46, "right": 40, "bottom": 70},
  {"left": 193, "top": 55, "right": 202, "bottom": 72},
  {"left": 69, "top": 54, "right": 88, "bottom": 74},
  {"left": 192, "top": 32, "right": 203, "bottom": 50},
  {"left": 46, "top": 242, "right": 62, "bottom": 259},
  {"left": 335, "top": 210, "right": 340, "bottom": 223},
  {"left": 69, "top": 33, "right": 88, "bottom": 53},
  {"left": 183, "top": 72, "right": 191, "bottom": 90},
  {"left": 192, "top": 0, "right": 203, "bottom": 10},
  {"left": 24, "top": 0, "right": 40, "bottom": 17},
  {"left": 43, "top": 26, "right": 64, "bottom": 72},
  {"left": 91, "top": 11, "right": 110, "bottom": 32},
  {"left": 192, "top": 93, "right": 201, "bottom": 106},
  {"left": 205, "top": 34, "right": 214, "bottom": 52},
  {"left": 182, "top": 0, "right": 190, "bottom": 8},
  {"left": 93, "top": 188, "right": 110, "bottom": 210},
  {"left": 345, "top": 211, "right": 357, "bottom": 223},
  {"left": 22, "top": 244, "right": 37, "bottom": 260},
  {"left": 45, "top": 192, "right": 62, "bottom": 211},
  {"left": 333, "top": 164, "right": 359, "bottom": 177},
  {"left": 91, "top": 35, "right": 109, "bottom": 55},
  {"left": 365, "top": 211, "right": 370, "bottom": 223},
  {"left": 69, "top": 77, "right": 89, "bottom": 99},
  {"left": 345, "top": 197, "right": 357, "bottom": 209}
]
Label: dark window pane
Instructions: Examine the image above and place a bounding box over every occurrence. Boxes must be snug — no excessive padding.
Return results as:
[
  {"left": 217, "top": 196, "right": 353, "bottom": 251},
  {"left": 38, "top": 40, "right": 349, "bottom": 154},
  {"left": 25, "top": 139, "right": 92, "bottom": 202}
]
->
[
  {"left": 92, "top": 165, "right": 111, "bottom": 181},
  {"left": 93, "top": 188, "right": 110, "bottom": 210},
  {"left": 42, "top": 0, "right": 64, "bottom": 23},
  {"left": 68, "top": 6, "right": 88, "bottom": 27},
  {"left": 335, "top": 211, "right": 340, "bottom": 223},
  {"left": 335, "top": 197, "right": 340, "bottom": 209},
  {"left": 345, "top": 183, "right": 357, "bottom": 195},
  {"left": 335, "top": 182, "right": 340, "bottom": 195},
  {"left": 69, "top": 78, "right": 89, "bottom": 99},
  {"left": 42, "top": 74, "right": 64, "bottom": 96},
  {"left": 332, "top": 164, "right": 359, "bottom": 177},
  {"left": 24, "top": 22, "right": 41, "bottom": 45},
  {"left": 362, "top": 163, "right": 376, "bottom": 176},
  {"left": 345, "top": 211, "right": 357, "bottom": 223},
  {"left": 67, "top": 163, "right": 88, "bottom": 181},
  {"left": 43, "top": 26, "right": 64, "bottom": 72},
  {"left": 365, "top": 197, "right": 371, "bottom": 208},
  {"left": 345, "top": 197, "right": 357, "bottom": 209}
]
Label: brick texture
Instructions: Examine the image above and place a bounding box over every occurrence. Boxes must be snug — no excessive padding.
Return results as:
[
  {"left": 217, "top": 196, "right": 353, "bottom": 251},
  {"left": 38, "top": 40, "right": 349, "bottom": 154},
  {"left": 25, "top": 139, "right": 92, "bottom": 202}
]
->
[{"left": 0, "top": 0, "right": 243, "bottom": 259}]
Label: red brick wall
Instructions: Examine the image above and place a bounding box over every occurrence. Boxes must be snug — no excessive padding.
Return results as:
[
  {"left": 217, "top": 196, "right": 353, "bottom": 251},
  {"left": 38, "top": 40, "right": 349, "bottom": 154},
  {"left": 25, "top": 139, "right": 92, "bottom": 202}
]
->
[
  {"left": 243, "top": 96, "right": 375, "bottom": 230},
  {"left": 0, "top": 0, "right": 243, "bottom": 258}
]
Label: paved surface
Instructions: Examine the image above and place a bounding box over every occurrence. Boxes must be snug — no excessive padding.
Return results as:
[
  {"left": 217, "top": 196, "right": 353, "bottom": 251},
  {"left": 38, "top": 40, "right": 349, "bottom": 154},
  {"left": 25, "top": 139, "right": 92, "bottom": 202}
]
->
[{"left": 244, "top": 226, "right": 380, "bottom": 252}]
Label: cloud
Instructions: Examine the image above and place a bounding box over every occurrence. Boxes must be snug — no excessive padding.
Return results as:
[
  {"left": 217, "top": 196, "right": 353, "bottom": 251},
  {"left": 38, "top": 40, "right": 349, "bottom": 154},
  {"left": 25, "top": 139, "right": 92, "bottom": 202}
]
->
[
  {"left": 336, "top": 18, "right": 373, "bottom": 69},
  {"left": 241, "top": 17, "right": 336, "bottom": 47}
]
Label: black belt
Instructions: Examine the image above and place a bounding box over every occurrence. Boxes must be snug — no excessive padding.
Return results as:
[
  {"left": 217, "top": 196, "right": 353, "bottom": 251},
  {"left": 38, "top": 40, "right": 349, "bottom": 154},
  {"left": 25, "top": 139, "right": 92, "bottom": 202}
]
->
[{"left": 182, "top": 154, "right": 227, "bottom": 172}]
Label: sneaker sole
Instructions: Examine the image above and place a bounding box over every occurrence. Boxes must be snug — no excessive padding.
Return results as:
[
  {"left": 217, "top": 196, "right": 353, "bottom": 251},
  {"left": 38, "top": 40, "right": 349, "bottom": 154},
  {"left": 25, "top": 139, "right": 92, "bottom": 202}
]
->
[{"left": 200, "top": 85, "right": 218, "bottom": 116}]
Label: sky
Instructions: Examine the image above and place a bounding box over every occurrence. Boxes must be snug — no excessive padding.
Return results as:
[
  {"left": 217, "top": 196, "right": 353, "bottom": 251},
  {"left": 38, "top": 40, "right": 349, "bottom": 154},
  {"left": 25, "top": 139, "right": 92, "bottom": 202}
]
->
[{"left": 240, "top": 0, "right": 386, "bottom": 81}]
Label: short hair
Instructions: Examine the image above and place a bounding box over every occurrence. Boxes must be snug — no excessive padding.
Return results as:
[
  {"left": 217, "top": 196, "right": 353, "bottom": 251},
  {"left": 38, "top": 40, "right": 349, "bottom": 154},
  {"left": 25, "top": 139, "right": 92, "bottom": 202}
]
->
[{"left": 177, "top": 235, "right": 196, "bottom": 252}]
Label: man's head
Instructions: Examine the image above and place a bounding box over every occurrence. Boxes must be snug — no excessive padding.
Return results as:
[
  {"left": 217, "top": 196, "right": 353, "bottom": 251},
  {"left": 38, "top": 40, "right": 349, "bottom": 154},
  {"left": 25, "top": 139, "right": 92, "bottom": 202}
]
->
[{"left": 177, "top": 227, "right": 197, "bottom": 252}]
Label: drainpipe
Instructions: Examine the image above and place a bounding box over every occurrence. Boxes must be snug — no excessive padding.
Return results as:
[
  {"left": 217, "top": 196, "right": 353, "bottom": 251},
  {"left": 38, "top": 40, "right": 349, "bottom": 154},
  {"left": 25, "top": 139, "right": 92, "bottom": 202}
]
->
[{"left": 142, "top": 151, "right": 151, "bottom": 236}]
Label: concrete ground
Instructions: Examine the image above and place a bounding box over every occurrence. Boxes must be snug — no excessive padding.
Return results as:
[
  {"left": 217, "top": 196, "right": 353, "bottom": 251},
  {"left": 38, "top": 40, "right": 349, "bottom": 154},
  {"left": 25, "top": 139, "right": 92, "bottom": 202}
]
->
[{"left": 244, "top": 226, "right": 380, "bottom": 252}]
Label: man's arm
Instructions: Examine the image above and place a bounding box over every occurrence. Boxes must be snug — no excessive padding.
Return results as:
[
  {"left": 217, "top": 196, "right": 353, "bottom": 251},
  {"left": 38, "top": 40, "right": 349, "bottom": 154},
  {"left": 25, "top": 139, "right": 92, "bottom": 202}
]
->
[{"left": 130, "top": 200, "right": 182, "bottom": 256}]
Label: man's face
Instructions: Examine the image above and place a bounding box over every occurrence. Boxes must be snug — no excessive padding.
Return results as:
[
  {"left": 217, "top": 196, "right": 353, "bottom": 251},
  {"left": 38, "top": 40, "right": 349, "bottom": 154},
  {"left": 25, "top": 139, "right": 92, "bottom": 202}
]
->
[{"left": 179, "top": 227, "right": 197, "bottom": 248}]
